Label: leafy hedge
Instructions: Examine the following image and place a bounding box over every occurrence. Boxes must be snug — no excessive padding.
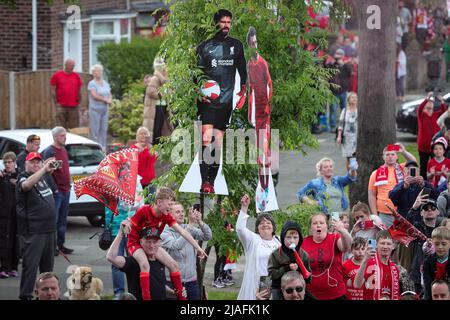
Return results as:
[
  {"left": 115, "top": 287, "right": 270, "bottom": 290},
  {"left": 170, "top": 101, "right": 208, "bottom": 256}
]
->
[{"left": 97, "top": 37, "right": 164, "bottom": 98}]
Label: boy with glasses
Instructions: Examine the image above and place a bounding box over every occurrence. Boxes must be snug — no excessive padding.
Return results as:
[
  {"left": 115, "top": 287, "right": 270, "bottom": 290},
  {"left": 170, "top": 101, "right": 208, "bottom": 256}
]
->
[
  {"left": 16, "top": 134, "right": 41, "bottom": 173},
  {"left": 0, "top": 152, "right": 19, "bottom": 278}
]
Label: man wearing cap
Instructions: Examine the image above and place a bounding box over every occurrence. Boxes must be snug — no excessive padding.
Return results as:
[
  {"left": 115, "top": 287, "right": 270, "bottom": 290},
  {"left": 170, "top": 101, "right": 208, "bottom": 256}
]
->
[
  {"left": 16, "top": 152, "right": 58, "bottom": 300},
  {"left": 42, "top": 127, "right": 73, "bottom": 255},
  {"left": 325, "top": 48, "right": 352, "bottom": 131},
  {"left": 107, "top": 222, "right": 167, "bottom": 300},
  {"left": 368, "top": 143, "right": 417, "bottom": 227},
  {"left": 406, "top": 195, "right": 443, "bottom": 295},
  {"left": 16, "top": 134, "right": 41, "bottom": 173}
]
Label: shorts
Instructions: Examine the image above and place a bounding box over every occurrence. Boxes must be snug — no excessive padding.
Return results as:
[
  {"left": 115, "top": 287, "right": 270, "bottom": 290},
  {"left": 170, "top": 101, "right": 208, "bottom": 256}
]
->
[{"left": 198, "top": 103, "right": 232, "bottom": 131}]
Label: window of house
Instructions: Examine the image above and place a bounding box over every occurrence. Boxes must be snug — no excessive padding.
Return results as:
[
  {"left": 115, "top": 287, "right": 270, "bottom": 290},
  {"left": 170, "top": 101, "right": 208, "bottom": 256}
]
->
[{"left": 90, "top": 16, "right": 133, "bottom": 70}]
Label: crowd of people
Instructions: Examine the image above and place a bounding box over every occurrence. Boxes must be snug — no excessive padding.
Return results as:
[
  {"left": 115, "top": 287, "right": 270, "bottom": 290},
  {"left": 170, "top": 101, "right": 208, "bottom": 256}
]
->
[{"left": 1, "top": 7, "right": 450, "bottom": 302}]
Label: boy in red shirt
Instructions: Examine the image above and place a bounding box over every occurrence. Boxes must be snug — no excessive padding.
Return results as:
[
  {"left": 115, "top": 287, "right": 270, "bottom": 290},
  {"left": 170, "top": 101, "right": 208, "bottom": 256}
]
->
[
  {"left": 342, "top": 237, "right": 367, "bottom": 300},
  {"left": 125, "top": 187, "right": 207, "bottom": 300},
  {"left": 354, "top": 230, "right": 400, "bottom": 300},
  {"left": 427, "top": 137, "right": 450, "bottom": 187},
  {"left": 423, "top": 226, "right": 450, "bottom": 300}
]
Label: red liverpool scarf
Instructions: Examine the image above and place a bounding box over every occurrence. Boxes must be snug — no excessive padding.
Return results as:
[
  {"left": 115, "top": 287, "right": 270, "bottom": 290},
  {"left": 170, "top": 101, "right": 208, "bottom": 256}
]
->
[{"left": 374, "top": 164, "right": 404, "bottom": 187}]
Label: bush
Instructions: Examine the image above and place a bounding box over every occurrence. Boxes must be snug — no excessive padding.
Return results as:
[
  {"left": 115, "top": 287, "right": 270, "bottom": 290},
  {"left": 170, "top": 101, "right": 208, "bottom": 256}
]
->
[
  {"left": 272, "top": 203, "right": 320, "bottom": 237},
  {"left": 97, "top": 37, "right": 164, "bottom": 98},
  {"left": 108, "top": 80, "right": 146, "bottom": 143}
]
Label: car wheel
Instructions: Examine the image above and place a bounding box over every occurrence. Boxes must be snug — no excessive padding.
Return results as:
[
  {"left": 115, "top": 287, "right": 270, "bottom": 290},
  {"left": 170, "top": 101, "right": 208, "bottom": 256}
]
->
[{"left": 87, "top": 214, "right": 104, "bottom": 227}]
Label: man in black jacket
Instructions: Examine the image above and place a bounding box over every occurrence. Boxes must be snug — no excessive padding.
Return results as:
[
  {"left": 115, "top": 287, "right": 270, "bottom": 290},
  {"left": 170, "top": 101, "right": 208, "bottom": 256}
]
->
[
  {"left": 196, "top": 9, "right": 247, "bottom": 193},
  {"left": 16, "top": 152, "right": 57, "bottom": 300}
]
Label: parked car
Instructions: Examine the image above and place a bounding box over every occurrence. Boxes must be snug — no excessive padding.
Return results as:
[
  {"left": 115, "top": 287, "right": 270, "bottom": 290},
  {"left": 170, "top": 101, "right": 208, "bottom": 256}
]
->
[
  {"left": 0, "top": 129, "right": 105, "bottom": 226},
  {"left": 396, "top": 92, "right": 450, "bottom": 135}
]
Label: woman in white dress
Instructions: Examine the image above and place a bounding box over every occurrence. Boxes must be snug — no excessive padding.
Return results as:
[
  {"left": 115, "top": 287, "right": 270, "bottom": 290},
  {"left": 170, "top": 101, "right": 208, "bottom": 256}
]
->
[
  {"left": 336, "top": 92, "right": 358, "bottom": 170},
  {"left": 237, "top": 194, "right": 281, "bottom": 300}
]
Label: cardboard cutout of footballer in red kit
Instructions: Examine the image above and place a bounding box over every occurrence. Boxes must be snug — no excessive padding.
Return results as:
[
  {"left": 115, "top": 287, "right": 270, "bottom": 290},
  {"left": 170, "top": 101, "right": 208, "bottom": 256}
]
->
[
  {"left": 247, "top": 26, "right": 279, "bottom": 213},
  {"left": 74, "top": 148, "right": 139, "bottom": 214}
]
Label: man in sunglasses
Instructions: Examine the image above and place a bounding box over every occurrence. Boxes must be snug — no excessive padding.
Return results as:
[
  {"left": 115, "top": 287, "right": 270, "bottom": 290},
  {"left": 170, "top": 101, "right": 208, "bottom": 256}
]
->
[
  {"left": 280, "top": 271, "right": 306, "bottom": 300},
  {"left": 407, "top": 196, "right": 443, "bottom": 296}
]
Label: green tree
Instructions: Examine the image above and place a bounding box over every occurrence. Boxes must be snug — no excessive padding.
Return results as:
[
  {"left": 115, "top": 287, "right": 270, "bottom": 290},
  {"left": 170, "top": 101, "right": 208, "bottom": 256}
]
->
[{"left": 153, "top": 0, "right": 340, "bottom": 295}]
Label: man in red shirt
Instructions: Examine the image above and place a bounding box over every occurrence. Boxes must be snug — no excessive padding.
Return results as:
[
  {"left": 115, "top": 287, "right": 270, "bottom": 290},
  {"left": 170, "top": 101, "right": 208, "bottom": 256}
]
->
[
  {"left": 42, "top": 127, "right": 72, "bottom": 255},
  {"left": 354, "top": 230, "right": 400, "bottom": 300},
  {"left": 50, "top": 59, "right": 82, "bottom": 129}
]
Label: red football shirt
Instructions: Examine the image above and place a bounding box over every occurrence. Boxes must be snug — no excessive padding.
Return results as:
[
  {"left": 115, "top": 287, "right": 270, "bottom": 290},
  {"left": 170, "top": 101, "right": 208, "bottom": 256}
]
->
[
  {"left": 248, "top": 55, "right": 272, "bottom": 106},
  {"left": 427, "top": 158, "right": 450, "bottom": 187},
  {"left": 435, "top": 260, "right": 448, "bottom": 280},
  {"left": 127, "top": 205, "right": 176, "bottom": 254},
  {"left": 301, "top": 233, "right": 346, "bottom": 300},
  {"left": 343, "top": 258, "right": 364, "bottom": 300},
  {"left": 362, "top": 258, "right": 398, "bottom": 300},
  {"left": 130, "top": 144, "right": 157, "bottom": 186},
  {"left": 50, "top": 70, "right": 82, "bottom": 107}
]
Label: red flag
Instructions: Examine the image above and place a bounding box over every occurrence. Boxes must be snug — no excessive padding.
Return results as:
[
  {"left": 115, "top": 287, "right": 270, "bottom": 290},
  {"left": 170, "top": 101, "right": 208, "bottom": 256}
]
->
[
  {"left": 385, "top": 204, "right": 427, "bottom": 247},
  {"left": 74, "top": 148, "right": 139, "bottom": 214}
]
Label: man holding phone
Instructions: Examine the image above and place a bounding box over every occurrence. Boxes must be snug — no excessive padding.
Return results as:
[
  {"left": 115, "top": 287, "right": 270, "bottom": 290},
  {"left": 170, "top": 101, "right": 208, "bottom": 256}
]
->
[
  {"left": 42, "top": 127, "right": 73, "bottom": 255},
  {"left": 369, "top": 143, "right": 418, "bottom": 227},
  {"left": 389, "top": 160, "right": 440, "bottom": 218},
  {"left": 354, "top": 231, "right": 400, "bottom": 300}
]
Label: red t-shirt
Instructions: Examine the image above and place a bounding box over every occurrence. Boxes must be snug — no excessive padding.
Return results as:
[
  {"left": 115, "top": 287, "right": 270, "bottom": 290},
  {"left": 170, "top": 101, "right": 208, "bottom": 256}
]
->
[
  {"left": 127, "top": 205, "right": 176, "bottom": 255},
  {"left": 417, "top": 100, "right": 446, "bottom": 153},
  {"left": 362, "top": 258, "right": 398, "bottom": 300},
  {"left": 50, "top": 146, "right": 71, "bottom": 192},
  {"left": 435, "top": 259, "right": 448, "bottom": 280},
  {"left": 50, "top": 70, "right": 82, "bottom": 107},
  {"left": 301, "top": 233, "right": 346, "bottom": 300},
  {"left": 343, "top": 259, "right": 364, "bottom": 300},
  {"left": 248, "top": 55, "right": 272, "bottom": 106},
  {"left": 427, "top": 158, "right": 450, "bottom": 187},
  {"left": 130, "top": 144, "right": 157, "bottom": 186}
]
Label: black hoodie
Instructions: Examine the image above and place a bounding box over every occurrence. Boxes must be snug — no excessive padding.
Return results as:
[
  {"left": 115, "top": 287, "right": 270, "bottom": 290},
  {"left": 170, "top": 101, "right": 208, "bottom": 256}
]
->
[{"left": 268, "top": 221, "right": 311, "bottom": 289}]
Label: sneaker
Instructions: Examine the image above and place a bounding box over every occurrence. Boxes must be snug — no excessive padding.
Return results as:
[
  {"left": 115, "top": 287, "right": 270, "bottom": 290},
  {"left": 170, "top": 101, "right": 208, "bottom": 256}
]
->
[
  {"left": 212, "top": 279, "right": 225, "bottom": 288},
  {"left": 0, "top": 271, "right": 9, "bottom": 279},
  {"left": 221, "top": 278, "right": 235, "bottom": 286},
  {"left": 8, "top": 270, "right": 18, "bottom": 277},
  {"left": 59, "top": 246, "right": 74, "bottom": 254},
  {"left": 54, "top": 249, "right": 59, "bottom": 257},
  {"left": 200, "top": 182, "right": 215, "bottom": 194}
]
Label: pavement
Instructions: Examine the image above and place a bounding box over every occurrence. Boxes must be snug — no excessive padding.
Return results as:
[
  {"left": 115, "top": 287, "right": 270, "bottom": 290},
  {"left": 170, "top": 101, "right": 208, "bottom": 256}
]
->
[{"left": 0, "top": 92, "right": 423, "bottom": 300}]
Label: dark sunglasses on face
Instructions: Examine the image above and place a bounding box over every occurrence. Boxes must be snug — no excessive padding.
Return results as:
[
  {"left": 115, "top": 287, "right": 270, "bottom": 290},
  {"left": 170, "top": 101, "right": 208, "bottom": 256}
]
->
[
  {"left": 423, "top": 205, "right": 437, "bottom": 211},
  {"left": 284, "top": 286, "right": 304, "bottom": 294}
]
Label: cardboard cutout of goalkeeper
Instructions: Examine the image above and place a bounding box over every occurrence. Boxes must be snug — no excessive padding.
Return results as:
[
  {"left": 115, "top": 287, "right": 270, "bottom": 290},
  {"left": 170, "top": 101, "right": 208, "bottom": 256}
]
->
[
  {"left": 179, "top": 9, "right": 247, "bottom": 196},
  {"left": 247, "top": 26, "right": 279, "bottom": 213}
]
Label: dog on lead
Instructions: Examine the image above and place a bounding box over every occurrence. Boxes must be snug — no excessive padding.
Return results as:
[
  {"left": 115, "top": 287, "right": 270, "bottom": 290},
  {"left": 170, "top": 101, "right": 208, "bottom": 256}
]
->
[{"left": 66, "top": 266, "right": 103, "bottom": 300}]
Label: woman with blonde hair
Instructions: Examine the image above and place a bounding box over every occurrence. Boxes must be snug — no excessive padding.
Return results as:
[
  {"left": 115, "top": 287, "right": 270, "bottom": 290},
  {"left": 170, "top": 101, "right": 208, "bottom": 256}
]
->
[
  {"left": 336, "top": 92, "right": 358, "bottom": 170},
  {"left": 88, "top": 63, "right": 112, "bottom": 150},
  {"left": 143, "top": 57, "right": 173, "bottom": 145},
  {"left": 296, "top": 157, "right": 357, "bottom": 215}
]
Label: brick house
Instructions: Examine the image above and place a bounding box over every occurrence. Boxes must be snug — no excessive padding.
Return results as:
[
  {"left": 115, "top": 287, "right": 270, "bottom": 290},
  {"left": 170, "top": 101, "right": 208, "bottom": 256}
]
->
[{"left": 0, "top": 0, "right": 140, "bottom": 73}]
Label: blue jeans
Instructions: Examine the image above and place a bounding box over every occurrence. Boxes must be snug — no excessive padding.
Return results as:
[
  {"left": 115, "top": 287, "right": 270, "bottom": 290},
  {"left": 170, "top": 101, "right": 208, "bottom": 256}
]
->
[
  {"left": 329, "top": 91, "right": 347, "bottom": 130},
  {"left": 54, "top": 191, "right": 70, "bottom": 248},
  {"left": 166, "top": 280, "right": 201, "bottom": 300},
  {"left": 112, "top": 237, "right": 127, "bottom": 295}
]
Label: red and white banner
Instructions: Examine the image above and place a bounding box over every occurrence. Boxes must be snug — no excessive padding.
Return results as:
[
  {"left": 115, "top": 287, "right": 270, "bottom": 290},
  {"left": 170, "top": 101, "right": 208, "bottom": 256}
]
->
[{"left": 74, "top": 148, "right": 138, "bottom": 214}]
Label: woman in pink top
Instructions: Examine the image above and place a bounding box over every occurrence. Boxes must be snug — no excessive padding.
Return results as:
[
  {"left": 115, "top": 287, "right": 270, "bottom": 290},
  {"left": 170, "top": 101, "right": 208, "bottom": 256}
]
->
[{"left": 301, "top": 213, "right": 352, "bottom": 300}]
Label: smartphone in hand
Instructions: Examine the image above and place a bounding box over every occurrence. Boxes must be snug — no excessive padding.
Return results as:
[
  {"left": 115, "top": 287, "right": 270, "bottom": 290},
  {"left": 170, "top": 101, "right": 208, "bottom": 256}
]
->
[
  {"left": 422, "top": 187, "right": 431, "bottom": 196},
  {"left": 368, "top": 239, "right": 377, "bottom": 251}
]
